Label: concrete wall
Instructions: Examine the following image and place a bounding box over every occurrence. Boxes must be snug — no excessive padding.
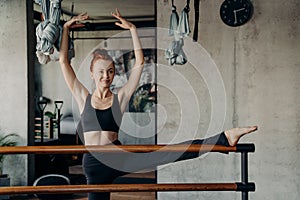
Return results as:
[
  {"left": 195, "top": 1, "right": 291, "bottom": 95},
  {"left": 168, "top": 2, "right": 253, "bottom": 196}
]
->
[
  {"left": 157, "top": 0, "right": 299, "bottom": 200},
  {"left": 0, "top": 0, "right": 28, "bottom": 185}
]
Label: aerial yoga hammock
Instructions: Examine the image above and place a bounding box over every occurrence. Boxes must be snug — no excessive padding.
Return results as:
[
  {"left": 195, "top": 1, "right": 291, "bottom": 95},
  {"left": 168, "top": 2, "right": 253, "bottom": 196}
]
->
[
  {"left": 35, "top": 0, "right": 74, "bottom": 64},
  {"left": 165, "top": 0, "right": 191, "bottom": 66}
]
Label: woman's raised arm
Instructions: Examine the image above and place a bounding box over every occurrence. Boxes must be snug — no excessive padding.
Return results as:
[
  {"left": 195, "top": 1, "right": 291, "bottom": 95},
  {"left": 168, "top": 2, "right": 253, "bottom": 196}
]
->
[
  {"left": 111, "top": 9, "right": 145, "bottom": 112},
  {"left": 59, "top": 13, "right": 89, "bottom": 112}
]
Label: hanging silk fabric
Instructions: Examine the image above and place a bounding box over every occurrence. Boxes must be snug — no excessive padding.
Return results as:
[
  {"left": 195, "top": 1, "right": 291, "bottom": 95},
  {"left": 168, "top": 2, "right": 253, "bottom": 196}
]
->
[
  {"left": 177, "top": 1, "right": 190, "bottom": 38},
  {"left": 168, "top": 4, "right": 179, "bottom": 36},
  {"left": 165, "top": 0, "right": 190, "bottom": 65},
  {"left": 35, "top": 0, "right": 74, "bottom": 64}
]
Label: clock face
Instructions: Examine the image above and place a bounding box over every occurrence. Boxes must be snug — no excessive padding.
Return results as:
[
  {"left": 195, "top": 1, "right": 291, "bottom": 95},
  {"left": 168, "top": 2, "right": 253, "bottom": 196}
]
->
[{"left": 220, "top": 0, "right": 254, "bottom": 27}]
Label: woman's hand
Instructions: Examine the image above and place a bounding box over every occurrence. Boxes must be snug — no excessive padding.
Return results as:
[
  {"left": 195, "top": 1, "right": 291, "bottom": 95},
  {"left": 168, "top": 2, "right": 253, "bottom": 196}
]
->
[
  {"left": 64, "top": 12, "right": 89, "bottom": 29},
  {"left": 111, "top": 8, "right": 136, "bottom": 30}
]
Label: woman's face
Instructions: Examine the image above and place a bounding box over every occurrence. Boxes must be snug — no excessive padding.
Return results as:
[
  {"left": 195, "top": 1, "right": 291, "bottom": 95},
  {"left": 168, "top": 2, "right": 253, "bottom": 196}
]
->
[{"left": 91, "top": 59, "right": 115, "bottom": 89}]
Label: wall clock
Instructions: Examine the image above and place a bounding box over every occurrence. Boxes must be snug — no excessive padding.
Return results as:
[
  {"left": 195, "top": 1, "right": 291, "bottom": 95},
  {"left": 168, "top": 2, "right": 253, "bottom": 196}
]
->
[{"left": 220, "top": 0, "right": 254, "bottom": 27}]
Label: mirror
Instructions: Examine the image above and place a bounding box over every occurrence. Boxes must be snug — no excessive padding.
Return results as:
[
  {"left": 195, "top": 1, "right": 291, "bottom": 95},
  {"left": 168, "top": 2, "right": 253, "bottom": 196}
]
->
[{"left": 32, "top": 1, "right": 157, "bottom": 198}]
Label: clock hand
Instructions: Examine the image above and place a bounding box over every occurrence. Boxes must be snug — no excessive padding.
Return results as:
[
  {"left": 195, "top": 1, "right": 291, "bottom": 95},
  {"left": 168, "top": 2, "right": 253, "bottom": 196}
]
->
[
  {"left": 235, "top": 7, "right": 245, "bottom": 12},
  {"left": 233, "top": 7, "right": 246, "bottom": 24},
  {"left": 233, "top": 10, "right": 237, "bottom": 24}
]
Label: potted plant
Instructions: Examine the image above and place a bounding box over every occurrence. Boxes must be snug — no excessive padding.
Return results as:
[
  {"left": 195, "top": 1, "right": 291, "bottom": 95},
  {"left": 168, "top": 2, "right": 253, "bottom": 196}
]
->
[
  {"left": 0, "top": 133, "right": 18, "bottom": 175},
  {"left": 0, "top": 133, "right": 18, "bottom": 200}
]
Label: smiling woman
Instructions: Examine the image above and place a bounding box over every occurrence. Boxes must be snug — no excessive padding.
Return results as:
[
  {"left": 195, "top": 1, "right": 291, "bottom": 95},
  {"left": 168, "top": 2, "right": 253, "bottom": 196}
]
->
[{"left": 58, "top": 9, "right": 147, "bottom": 199}]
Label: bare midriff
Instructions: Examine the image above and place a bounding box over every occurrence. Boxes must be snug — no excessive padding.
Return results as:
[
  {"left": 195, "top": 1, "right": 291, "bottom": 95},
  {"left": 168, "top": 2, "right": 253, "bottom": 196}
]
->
[{"left": 84, "top": 131, "right": 118, "bottom": 145}]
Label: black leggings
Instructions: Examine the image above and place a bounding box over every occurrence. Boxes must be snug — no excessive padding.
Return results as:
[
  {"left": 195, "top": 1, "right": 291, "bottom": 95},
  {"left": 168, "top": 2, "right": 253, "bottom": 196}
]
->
[{"left": 83, "top": 132, "right": 229, "bottom": 200}]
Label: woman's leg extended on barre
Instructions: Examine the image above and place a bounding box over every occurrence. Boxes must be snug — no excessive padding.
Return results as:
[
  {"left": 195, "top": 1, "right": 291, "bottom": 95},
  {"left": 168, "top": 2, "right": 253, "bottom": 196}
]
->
[
  {"left": 170, "top": 126, "right": 257, "bottom": 162},
  {"left": 117, "top": 132, "right": 228, "bottom": 173},
  {"left": 119, "top": 127, "right": 258, "bottom": 172},
  {"left": 175, "top": 132, "right": 229, "bottom": 161}
]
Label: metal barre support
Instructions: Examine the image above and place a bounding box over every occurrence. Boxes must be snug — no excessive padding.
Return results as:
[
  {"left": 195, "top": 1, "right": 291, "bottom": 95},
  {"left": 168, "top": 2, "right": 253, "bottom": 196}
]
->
[
  {"left": 236, "top": 144, "right": 255, "bottom": 152},
  {"left": 236, "top": 182, "right": 255, "bottom": 192},
  {"left": 241, "top": 152, "right": 251, "bottom": 200}
]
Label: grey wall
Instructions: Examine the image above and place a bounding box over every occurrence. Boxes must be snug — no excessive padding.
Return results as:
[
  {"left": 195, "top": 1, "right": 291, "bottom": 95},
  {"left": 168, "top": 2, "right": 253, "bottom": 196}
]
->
[
  {"left": 0, "top": 0, "right": 28, "bottom": 185},
  {"left": 157, "top": 0, "right": 299, "bottom": 200}
]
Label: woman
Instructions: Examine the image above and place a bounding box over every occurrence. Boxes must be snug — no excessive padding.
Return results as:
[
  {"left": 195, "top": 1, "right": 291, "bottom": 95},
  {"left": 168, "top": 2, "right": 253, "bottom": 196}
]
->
[{"left": 59, "top": 9, "right": 257, "bottom": 200}]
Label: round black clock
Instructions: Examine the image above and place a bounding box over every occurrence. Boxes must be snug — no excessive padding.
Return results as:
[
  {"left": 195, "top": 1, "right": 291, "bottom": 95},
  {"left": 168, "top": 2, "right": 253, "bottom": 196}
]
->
[{"left": 220, "top": 0, "right": 254, "bottom": 27}]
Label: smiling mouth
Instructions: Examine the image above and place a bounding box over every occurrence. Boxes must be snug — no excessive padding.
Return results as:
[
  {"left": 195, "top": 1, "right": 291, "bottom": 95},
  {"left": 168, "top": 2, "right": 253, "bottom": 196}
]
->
[{"left": 101, "top": 79, "right": 110, "bottom": 83}]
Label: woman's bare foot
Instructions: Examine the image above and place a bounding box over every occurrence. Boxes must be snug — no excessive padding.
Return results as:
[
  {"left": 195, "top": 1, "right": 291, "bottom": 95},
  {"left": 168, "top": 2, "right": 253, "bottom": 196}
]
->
[{"left": 224, "top": 126, "right": 258, "bottom": 146}]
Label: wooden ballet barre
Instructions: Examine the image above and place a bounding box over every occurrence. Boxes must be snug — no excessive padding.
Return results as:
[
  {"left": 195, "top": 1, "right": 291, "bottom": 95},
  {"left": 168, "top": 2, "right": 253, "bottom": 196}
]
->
[
  {"left": 0, "top": 183, "right": 255, "bottom": 195},
  {"left": 0, "top": 144, "right": 255, "bottom": 200},
  {"left": 0, "top": 144, "right": 254, "bottom": 154}
]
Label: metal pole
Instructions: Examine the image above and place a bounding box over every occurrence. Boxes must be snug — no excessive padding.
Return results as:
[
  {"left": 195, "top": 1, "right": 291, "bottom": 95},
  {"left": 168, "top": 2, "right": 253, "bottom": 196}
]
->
[
  {"left": 241, "top": 152, "right": 248, "bottom": 200},
  {"left": 40, "top": 112, "right": 44, "bottom": 143},
  {"left": 54, "top": 101, "right": 63, "bottom": 139},
  {"left": 57, "top": 109, "right": 60, "bottom": 138},
  {"left": 37, "top": 101, "right": 47, "bottom": 143}
]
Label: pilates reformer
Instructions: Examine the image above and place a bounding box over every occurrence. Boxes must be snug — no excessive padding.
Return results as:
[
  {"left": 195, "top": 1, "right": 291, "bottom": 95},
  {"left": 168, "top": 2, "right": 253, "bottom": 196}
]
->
[{"left": 0, "top": 144, "right": 255, "bottom": 200}]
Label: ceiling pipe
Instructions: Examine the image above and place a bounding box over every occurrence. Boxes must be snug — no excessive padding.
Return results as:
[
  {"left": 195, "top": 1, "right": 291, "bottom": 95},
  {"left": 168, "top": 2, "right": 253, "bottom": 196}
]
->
[
  {"left": 34, "top": 10, "right": 155, "bottom": 31},
  {"left": 73, "top": 35, "right": 155, "bottom": 40}
]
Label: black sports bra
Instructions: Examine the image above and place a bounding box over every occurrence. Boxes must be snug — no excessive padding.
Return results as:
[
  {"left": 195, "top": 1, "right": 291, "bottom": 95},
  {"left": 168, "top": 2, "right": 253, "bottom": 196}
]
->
[{"left": 80, "top": 93, "right": 123, "bottom": 133}]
